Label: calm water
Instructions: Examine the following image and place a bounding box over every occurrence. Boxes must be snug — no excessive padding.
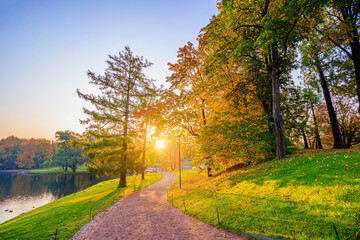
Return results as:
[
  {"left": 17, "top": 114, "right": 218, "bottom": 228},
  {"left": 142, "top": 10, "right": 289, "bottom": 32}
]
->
[{"left": 0, "top": 172, "right": 108, "bottom": 224}]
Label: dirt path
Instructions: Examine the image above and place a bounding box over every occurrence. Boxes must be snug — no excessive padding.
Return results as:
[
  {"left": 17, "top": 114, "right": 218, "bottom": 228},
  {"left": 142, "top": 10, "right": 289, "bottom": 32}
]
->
[{"left": 72, "top": 172, "right": 246, "bottom": 240}]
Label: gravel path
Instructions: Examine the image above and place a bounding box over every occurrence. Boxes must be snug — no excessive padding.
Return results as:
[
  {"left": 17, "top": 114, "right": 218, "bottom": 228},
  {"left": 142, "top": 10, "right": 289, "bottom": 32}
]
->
[{"left": 72, "top": 172, "right": 246, "bottom": 240}]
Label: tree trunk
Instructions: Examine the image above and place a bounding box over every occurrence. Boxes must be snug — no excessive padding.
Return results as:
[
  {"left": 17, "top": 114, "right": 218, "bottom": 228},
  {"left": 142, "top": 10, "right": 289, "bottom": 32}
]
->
[
  {"left": 207, "top": 167, "right": 212, "bottom": 177},
  {"left": 118, "top": 107, "right": 129, "bottom": 188},
  {"left": 302, "top": 129, "right": 309, "bottom": 149},
  {"left": 314, "top": 56, "right": 345, "bottom": 149},
  {"left": 271, "top": 46, "right": 286, "bottom": 159},
  {"left": 201, "top": 99, "right": 207, "bottom": 126},
  {"left": 170, "top": 161, "right": 175, "bottom": 171},
  {"left": 309, "top": 102, "right": 323, "bottom": 149},
  {"left": 201, "top": 99, "right": 213, "bottom": 177},
  {"left": 141, "top": 126, "right": 147, "bottom": 180},
  {"left": 71, "top": 163, "right": 77, "bottom": 172},
  {"left": 261, "top": 99, "right": 275, "bottom": 135},
  {"left": 141, "top": 170, "right": 145, "bottom": 180},
  {"left": 349, "top": 37, "right": 360, "bottom": 113}
]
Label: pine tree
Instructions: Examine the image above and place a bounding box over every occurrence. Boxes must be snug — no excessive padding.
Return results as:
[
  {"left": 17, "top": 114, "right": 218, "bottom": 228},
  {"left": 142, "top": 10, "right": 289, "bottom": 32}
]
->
[{"left": 77, "top": 46, "right": 156, "bottom": 188}]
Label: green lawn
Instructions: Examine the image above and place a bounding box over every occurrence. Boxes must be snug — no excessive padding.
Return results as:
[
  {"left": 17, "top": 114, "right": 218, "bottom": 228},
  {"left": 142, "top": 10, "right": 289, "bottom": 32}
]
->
[
  {"left": 168, "top": 150, "right": 360, "bottom": 240},
  {"left": 6, "top": 165, "right": 89, "bottom": 174},
  {"left": 0, "top": 173, "right": 162, "bottom": 240}
]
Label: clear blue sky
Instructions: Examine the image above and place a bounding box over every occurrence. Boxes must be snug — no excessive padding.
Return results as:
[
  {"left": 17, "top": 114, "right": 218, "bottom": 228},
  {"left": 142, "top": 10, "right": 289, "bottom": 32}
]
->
[{"left": 0, "top": 0, "right": 218, "bottom": 140}]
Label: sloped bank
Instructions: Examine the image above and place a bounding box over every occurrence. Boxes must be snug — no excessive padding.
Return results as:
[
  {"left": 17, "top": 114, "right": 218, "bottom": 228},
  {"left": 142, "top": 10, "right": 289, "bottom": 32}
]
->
[
  {"left": 0, "top": 173, "right": 162, "bottom": 239},
  {"left": 168, "top": 150, "right": 360, "bottom": 240}
]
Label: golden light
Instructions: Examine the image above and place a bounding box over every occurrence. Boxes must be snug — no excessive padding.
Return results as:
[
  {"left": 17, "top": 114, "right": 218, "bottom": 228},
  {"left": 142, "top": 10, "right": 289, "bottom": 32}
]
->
[{"left": 156, "top": 140, "right": 165, "bottom": 149}]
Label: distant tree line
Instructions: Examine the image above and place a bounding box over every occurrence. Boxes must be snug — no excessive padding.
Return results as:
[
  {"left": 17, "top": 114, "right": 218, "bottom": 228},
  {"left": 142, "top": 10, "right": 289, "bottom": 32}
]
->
[
  {"left": 0, "top": 131, "right": 88, "bottom": 171},
  {"left": 0, "top": 136, "right": 52, "bottom": 169}
]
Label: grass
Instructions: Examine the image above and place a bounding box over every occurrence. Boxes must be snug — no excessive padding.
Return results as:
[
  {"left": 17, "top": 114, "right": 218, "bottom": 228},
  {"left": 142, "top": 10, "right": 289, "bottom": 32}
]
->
[
  {"left": 0, "top": 173, "right": 162, "bottom": 240},
  {"left": 4, "top": 165, "right": 89, "bottom": 174},
  {"left": 168, "top": 149, "right": 360, "bottom": 240}
]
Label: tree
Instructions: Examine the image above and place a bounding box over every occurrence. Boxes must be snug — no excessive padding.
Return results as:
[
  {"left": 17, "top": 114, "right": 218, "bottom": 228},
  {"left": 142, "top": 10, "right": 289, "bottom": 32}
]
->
[
  {"left": 0, "top": 147, "right": 8, "bottom": 169},
  {"left": 201, "top": 0, "right": 323, "bottom": 159},
  {"left": 133, "top": 100, "right": 160, "bottom": 180},
  {"left": 0, "top": 136, "right": 22, "bottom": 170},
  {"left": 301, "top": 38, "right": 346, "bottom": 148},
  {"left": 52, "top": 131, "right": 87, "bottom": 172},
  {"left": 319, "top": 0, "right": 360, "bottom": 111},
  {"left": 336, "top": 96, "right": 360, "bottom": 148},
  {"left": 304, "top": 87, "right": 324, "bottom": 149},
  {"left": 161, "top": 41, "right": 212, "bottom": 173},
  {"left": 16, "top": 140, "right": 37, "bottom": 168},
  {"left": 282, "top": 85, "right": 311, "bottom": 148},
  {"left": 33, "top": 141, "right": 52, "bottom": 168},
  {"left": 77, "top": 46, "right": 157, "bottom": 188}
]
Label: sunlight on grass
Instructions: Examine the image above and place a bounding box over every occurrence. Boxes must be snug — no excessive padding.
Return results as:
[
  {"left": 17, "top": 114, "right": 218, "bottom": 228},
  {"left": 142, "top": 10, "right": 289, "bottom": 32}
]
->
[
  {"left": 168, "top": 150, "right": 360, "bottom": 240},
  {"left": 0, "top": 173, "right": 161, "bottom": 239}
]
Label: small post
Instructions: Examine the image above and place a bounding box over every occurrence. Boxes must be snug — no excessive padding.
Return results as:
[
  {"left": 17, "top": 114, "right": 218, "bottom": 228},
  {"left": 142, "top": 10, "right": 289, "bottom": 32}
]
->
[
  {"left": 54, "top": 229, "right": 58, "bottom": 240},
  {"left": 183, "top": 199, "right": 186, "bottom": 211},
  {"left": 216, "top": 208, "right": 220, "bottom": 226},
  {"left": 89, "top": 207, "right": 92, "bottom": 220},
  {"left": 178, "top": 135, "right": 181, "bottom": 189},
  {"left": 332, "top": 223, "right": 340, "bottom": 240}
]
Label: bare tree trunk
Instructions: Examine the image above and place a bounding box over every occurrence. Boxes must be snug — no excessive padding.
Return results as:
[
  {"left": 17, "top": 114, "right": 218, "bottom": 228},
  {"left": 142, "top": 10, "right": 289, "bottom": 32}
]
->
[
  {"left": 314, "top": 56, "right": 345, "bottom": 149},
  {"left": 271, "top": 46, "right": 286, "bottom": 159}
]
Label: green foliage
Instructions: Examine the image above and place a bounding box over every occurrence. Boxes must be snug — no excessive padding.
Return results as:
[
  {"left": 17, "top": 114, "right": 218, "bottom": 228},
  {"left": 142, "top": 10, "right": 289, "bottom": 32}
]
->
[
  {"left": 196, "top": 111, "right": 275, "bottom": 170},
  {"left": 169, "top": 150, "right": 360, "bottom": 239},
  {"left": 0, "top": 173, "right": 161, "bottom": 240},
  {"left": 281, "top": 85, "right": 311, "bottom": 146},
  {"left": 52, "top": 131, "right": 88, "bottom": 172},
  {"left": 81, "top": 133, "right": 139, "bottom": 176},
  {"left": 77, "top": 46, "right": 157, "bottom": 186}
]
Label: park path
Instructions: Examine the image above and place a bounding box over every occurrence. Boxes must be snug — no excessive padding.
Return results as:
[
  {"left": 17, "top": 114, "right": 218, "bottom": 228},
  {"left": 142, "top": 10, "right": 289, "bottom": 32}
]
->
[{"left": 72, "top": 172, "right": 246, "bottom": 240}]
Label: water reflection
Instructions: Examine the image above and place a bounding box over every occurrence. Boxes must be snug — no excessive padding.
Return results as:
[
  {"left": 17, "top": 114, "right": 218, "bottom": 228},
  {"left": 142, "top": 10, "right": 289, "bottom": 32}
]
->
[{"left": 0, "top": 172, "right": 107, "bottom": 224}]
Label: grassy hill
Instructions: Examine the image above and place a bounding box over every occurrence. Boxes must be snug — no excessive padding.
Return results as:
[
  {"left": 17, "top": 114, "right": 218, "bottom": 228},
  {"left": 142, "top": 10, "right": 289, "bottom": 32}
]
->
[
  {"left": 168, "top": 149, "right": 360, "bottom": 240},
  {"left": 0, "top": 173, "right": 161, "bottom": 240}
]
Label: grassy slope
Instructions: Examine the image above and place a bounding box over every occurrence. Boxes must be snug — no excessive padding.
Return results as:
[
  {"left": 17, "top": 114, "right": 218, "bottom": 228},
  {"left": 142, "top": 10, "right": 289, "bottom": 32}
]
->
[
  {"left": 0, "top": 173, "right": 162, "bottom": 240},
  {"left": 168, "top": 150, "right": 360, "bottom": 240}
]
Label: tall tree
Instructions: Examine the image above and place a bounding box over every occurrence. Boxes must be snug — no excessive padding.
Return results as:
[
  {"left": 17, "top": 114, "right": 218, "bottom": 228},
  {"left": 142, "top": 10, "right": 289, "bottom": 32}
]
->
[
  {"left": 202, "top": 0, "right": 322, "bottom": 159},
  {"left": 77, "top": 46, "right": 156, "bottom": 188},
  {"left": 321, "top": 0, "right": 360, "bottom": 111},
  {"left": 304, "top": 87, "right": 324, "bottom": 149},
  {"left": 301, "top": 38, "right": 346, "bottom": 148},
  {"left": 162, "top": 41, "right": 212, "bottom": 173}
]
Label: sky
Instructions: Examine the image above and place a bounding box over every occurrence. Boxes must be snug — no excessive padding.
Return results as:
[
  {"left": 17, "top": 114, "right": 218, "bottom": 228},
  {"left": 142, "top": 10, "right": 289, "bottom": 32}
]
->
[{"left": 0, "top": 0, "right": 218, "bottom": 140}]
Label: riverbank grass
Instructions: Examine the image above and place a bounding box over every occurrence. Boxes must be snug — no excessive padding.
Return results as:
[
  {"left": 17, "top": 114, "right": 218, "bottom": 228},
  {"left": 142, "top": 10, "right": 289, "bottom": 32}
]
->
[
  {"left": 168, "top": 149, "right": 360, "bottom": 240},
  {"left": 0, "top": 173, "right": 161, "bottom": 239},
  {"left": 2, "top": 165, "right": 89, "bottom": 174}
]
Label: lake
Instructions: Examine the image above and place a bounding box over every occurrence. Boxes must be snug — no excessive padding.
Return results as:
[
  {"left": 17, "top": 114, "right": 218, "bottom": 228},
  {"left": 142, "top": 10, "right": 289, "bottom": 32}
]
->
[{"left": 0, "top": 171, "right": 108, "bottom": 224}]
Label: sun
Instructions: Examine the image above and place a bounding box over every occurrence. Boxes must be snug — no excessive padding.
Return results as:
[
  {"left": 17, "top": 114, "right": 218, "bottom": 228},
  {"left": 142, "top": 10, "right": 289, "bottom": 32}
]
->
[{"left": 156, "top": 140, "right": 165, "bottom": 149}]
